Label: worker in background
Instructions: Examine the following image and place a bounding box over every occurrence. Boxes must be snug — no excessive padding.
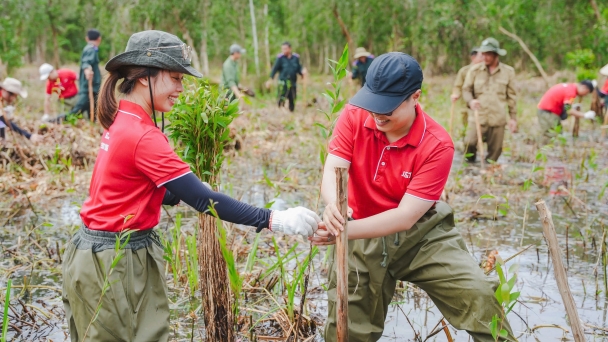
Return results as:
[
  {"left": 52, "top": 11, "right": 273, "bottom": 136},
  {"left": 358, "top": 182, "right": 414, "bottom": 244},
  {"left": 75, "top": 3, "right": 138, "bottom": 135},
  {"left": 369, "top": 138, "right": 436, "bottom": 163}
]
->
[
  {"left": 221, "top": 44, "right": 245, "bottom": 101},
  {"left": 462, "top": 38, "right": 517, "bottom": 164},
  {"left": 537, "top": 80, "right": 595, "bottom": 143},
  {"left": 0, "top": 78, "right": 42, "bottom": 143},
  {"left": 39, "top": 63, "right": 78, "bottom": 120},
  {"left": 451, "top": 47, "right": 481, "bottom": 127},
  {"left": 266, "top": 42, "right": 305, "bottom": 112},
  {"left": 351, "top": 47, "right": 374, "bottom": 87}
]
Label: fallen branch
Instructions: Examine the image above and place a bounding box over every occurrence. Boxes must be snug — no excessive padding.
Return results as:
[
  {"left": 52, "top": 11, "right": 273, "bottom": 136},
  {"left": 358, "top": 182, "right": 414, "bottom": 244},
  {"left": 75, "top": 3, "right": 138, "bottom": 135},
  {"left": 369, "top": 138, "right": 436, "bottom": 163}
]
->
[{"left": 498, "top": 26, "right": 549, "bottom": 88}]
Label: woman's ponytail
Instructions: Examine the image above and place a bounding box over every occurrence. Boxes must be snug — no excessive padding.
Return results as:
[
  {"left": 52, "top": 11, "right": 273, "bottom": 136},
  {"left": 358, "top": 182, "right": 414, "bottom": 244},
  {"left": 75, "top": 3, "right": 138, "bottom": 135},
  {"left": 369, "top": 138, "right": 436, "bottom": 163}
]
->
[
  {"left": 96, "top": 66, "right": 161, "bottom": 130},
  {"left": 97, "top": 72, "right": 122, "bottom": 130}
]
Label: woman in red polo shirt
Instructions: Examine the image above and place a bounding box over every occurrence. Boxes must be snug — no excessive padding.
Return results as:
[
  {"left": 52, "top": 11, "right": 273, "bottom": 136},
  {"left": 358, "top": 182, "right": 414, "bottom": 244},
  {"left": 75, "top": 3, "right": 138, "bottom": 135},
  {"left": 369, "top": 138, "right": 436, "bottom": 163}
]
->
[{"left": 62, "top": 30, "right": 320, "bottom": 342}]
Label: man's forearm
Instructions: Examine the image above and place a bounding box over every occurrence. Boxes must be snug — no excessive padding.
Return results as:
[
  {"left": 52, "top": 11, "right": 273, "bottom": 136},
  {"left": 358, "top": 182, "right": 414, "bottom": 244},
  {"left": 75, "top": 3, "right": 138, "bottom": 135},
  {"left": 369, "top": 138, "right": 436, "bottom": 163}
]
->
[
  {"left": 346, "top": 201, "right": 432, "bottom": 239},
  {"left": 230, "top": 85, "right": 242, "bottom": 98},
  {"left": 321, "top": 166, "right": 337, "bottom": 206}
]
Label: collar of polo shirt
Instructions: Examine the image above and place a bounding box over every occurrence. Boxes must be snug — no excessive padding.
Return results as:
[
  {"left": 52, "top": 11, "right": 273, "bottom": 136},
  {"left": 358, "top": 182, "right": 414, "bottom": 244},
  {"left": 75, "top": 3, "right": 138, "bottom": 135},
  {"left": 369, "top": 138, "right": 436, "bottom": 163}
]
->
[{"left": 363, "top": 104, "right": 427, "bottom": 148}]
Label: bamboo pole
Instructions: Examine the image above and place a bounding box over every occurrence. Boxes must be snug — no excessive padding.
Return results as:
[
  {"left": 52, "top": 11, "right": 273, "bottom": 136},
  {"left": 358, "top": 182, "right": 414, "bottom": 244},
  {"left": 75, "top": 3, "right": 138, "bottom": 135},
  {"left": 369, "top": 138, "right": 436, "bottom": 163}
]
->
[
  {"left": 87, "top": 78, "right": 94, "bottom": 123},
  {"left": 335, "top": 167, "right": 349, "bottom": 341},
  {"left": 449, "top": 101, "right": 455, "bottom": 137},
  {"left": 535, "top": 200, "right": 585, "bottom": 342},
  {"left": 473, "top": 109, "right": 484, "bottom": 168}
]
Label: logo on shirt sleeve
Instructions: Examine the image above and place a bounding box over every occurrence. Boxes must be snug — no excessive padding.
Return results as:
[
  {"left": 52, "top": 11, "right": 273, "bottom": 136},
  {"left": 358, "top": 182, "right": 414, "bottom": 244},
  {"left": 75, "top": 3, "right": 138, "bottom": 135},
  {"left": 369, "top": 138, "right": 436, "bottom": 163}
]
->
[{"left": 100, "top": 142, "right": 109, "bottom": 151}]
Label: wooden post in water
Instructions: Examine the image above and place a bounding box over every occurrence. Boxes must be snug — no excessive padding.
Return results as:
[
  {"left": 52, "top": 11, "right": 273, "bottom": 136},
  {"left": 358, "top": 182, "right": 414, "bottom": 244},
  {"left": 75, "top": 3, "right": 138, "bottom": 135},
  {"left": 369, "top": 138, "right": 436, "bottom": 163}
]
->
[
  {"left": 535, "top": 200, "right": 585, "bottom": 342},
  {"left": 449, "top": 102, "right": 455, "bottom": 137},
  {"left": 473, "top": 109, "right": 484, "bottom": 168},
  {"left": 335, "top": 167, "right": 349, "bottom": 341}
]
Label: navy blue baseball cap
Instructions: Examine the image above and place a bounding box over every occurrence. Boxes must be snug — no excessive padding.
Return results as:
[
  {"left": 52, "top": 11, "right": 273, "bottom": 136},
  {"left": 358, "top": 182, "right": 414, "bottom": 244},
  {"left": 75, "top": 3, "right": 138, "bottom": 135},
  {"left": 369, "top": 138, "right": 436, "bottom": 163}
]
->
[{"left": 350, "top": 52, "right": 423, "bottom": 114}]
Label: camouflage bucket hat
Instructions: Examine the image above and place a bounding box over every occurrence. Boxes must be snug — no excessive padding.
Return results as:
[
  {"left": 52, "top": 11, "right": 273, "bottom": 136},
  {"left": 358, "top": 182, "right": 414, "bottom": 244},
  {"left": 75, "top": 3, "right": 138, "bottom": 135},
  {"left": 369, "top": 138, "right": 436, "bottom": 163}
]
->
[
  {"left": 477, "top": 37, "right": 507, "bottom": 56},
  {"left": 105, "top": 30, "right": 202, "bottom": 78}
]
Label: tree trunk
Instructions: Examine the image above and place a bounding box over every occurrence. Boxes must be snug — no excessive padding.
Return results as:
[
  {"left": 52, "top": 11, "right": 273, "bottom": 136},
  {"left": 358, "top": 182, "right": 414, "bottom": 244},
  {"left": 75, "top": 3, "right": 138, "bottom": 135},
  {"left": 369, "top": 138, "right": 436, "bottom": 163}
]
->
[
  {"left": 323, "top": 43, "right": 329, "bottom": 74},
  {"left": 198, "top": 212, "right": 235, "bottom": 342},
  {"left": 46, "top": 1, "right": 60, "bottom": 67},
  {"left": 590, "top": 0, "right": 602, "bottom": 22},
  {"left": 264, "top": 3, "right": 270, "bottom": 74},
  {"left": 331, "top": 4, "right": 354, "bottom": 53},
  {"left": 174, "top": 11, "right": 201, "bottom": 71},
  {"left": 200, "top": 0, "right": 210, "bottom": 76},
  {"left": 248, "top": 0, "right": 260, "bottom": 76}
]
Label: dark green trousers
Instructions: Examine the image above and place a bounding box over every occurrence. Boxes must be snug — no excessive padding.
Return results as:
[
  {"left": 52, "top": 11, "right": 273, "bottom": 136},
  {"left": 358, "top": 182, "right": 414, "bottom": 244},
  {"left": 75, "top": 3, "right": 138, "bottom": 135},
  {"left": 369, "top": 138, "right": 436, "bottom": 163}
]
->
[
  {"left": 324, "top": 202, "right": 516, "bottom": 342},
  {"left": 464, "top": 124, "right": 506, "bottom": 163},
  {"left": 62, "top": 227, "right": 169, "bottom": 342}
]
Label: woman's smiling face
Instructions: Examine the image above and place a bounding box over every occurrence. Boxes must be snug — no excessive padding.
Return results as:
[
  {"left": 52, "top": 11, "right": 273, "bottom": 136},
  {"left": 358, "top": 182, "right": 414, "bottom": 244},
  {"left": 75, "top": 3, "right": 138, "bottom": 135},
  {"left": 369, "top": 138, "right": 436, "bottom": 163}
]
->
[{"left": 150, "top": 71, "right": 185, "bottom": 112}]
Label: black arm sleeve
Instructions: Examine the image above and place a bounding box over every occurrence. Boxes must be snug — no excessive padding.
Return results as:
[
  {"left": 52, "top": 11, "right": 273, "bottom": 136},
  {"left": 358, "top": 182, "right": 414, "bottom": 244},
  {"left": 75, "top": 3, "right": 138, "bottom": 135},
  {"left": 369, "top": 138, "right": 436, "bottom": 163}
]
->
[
  {"left": 163, "top": 173, "right": 271, "bottom": 232},
  {"left": 162, "top": 190, "right": 181, "bottom": 206},
  {"left": 0, "top": 116, "right": 31, "bottom": 139}
]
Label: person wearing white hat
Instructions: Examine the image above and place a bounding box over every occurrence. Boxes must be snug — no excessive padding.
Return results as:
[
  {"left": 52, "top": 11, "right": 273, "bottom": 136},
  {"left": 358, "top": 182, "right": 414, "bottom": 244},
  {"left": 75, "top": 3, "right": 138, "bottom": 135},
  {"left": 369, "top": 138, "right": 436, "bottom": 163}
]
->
[
  {"left": 0, "top": 78, "right": 42, "bottom": 143},
  {"left": 351, "top": 47, "right": 374, "bottom": 87},
  {"left": 39, "top": 63, "right": 79, "bottom": 119}
]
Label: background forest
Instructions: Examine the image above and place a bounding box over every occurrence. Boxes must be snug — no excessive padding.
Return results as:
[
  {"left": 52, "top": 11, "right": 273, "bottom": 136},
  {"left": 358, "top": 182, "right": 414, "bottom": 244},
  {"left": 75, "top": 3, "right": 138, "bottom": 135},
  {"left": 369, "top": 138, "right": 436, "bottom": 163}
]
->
[{"left": 1, "top": 0, "right": 607, "bottom": 79}]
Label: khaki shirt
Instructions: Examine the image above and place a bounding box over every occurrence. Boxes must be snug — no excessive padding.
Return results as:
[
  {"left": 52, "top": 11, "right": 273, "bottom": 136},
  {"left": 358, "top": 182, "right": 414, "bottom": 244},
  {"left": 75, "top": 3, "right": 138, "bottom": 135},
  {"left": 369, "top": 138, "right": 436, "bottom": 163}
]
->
[
  {"left": 452, "top": 64, "right": 472, "bottom": 98},
  {"left": 462, "top": 62, "right": 517, "bottom": 126}
]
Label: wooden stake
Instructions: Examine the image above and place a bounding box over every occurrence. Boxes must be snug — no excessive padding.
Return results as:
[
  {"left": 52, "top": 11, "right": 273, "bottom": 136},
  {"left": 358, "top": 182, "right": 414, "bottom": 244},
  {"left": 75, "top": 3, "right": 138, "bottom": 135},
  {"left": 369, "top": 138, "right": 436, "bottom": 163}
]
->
[
  {"left": 87, "top": 78, "right": 95, "bottom": 123},
  {"left": 335, "top": 167, "right": 349, "bottom": 342},
  {"left": 449, "top": 101, "right": 455, "bottom": 137},
  {"left": 473, "top": 109, "right": 484, "bottom": 168},
  {"left": 535, "top": 200, "right": 585, "bottom": 342}
]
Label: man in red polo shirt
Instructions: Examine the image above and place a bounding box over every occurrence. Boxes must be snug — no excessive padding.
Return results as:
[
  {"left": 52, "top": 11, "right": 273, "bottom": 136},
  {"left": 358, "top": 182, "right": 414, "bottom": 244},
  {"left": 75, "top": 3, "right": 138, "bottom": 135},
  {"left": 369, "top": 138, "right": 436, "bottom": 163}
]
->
[
  {"left": 39, "top": 63, "right": 79, "bottom": 118},
  {"left": 310, "top": 53, "right": 515, "bottom": 342},
  {"left": 537, "top": 80, "right": 595, "bottom": 143}
]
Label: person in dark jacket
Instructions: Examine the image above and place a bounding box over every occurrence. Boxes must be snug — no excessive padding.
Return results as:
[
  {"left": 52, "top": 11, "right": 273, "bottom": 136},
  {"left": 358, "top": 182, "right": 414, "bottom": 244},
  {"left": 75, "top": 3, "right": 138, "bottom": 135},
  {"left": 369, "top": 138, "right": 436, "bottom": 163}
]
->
[
  {"left": 0, "top": 78, "right": 42, "bottom": 143},
  {"left": 351, "top": 47, "right": 374, "bottom": 87},
  {"left": 47, "top": 29, "right": 102, "bottom": 123},
  {"left": 266, "top": 42, "right": 305, "bottom": 112}
]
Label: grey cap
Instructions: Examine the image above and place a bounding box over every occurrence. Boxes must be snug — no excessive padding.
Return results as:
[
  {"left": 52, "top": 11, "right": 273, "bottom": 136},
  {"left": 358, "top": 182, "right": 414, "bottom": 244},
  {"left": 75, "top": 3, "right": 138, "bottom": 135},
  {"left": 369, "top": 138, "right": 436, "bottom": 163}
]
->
[
  {"left": 229, "top": 44, "right": 245, "bottom": 54},
  {"left": 105, "top": 30, "right": 202, "bottom": 78}
]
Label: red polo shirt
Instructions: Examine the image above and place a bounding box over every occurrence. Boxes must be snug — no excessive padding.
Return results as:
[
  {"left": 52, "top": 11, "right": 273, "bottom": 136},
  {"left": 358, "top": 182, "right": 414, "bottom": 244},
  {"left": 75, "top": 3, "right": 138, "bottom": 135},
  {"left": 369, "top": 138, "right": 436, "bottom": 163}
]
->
[
  {"left": 329, "top": 104, "right": 454, "bottom": 220},
  {"left": 538, "top": 83, "right": 578, "bottom": 116},
  {"left": 80, "top": 100, "right": 192, "bottom": 232},
  {"left": 45, "top": 69, "right": 78, "bottom": 99}
]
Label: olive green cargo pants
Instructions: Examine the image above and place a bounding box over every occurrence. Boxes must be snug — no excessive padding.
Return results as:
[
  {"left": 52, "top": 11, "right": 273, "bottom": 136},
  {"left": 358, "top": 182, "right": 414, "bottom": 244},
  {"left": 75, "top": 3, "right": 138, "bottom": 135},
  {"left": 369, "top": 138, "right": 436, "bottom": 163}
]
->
[
  {"left": 62, "top": 227, "right": 170, "bottom": 342},
  {"left": 536, "top": 109, "right": 561, "bottom": 145},
  {"left": 324, "top": 202, "right": 516, "bottom": 342},
  {"left": 464, "top": 124, "right": 505, "bottom": 163}
]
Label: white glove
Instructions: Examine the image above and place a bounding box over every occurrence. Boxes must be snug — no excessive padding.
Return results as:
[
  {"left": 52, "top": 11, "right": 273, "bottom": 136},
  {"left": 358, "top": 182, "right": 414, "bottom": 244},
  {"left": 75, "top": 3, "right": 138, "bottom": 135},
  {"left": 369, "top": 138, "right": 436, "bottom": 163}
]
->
[
  {"left": 584, "top": 110, "right": 596, "bottom": 119},
  {"left": 270, "top": 207, "right": 320, "bottom": 237}
]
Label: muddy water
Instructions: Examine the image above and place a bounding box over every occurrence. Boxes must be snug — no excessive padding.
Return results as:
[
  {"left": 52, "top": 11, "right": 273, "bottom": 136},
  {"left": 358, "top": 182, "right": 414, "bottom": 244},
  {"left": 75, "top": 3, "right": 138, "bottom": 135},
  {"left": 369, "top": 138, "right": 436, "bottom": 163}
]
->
[{"left": 4, "top": 146, "right": 608, "bottom": 341}]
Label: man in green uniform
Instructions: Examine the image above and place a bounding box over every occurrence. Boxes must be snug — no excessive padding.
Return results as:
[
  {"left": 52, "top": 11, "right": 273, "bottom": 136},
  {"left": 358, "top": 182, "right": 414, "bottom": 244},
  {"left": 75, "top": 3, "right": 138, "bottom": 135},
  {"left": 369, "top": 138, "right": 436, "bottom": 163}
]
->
[
  {"left": 49, "top": 29, "right": 102, "bottom": 123},
  {"left": 221, "top": 44, "right": 245, "bottom": 100},
  {"left": 266, "top": 42, "right": 304, "bottom": 112},
  {"left": 351, "top": 47, "right": 374, "bottom": 87},
  {"left": 462, "top": 38, "right": 517, "bottom": 163},
  {"left": 451, "top": 47, "right": 481, "bottom": 126}
]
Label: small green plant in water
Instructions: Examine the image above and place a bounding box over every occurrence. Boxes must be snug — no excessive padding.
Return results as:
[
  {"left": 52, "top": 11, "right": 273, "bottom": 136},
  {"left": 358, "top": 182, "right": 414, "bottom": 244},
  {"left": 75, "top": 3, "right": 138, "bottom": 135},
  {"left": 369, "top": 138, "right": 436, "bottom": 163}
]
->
[
  {"left": 2, "top": 279, "right": 11, "bottom": 342},
  {"left": 489, "top": 257, "right": 519, "bottom": 341}
]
